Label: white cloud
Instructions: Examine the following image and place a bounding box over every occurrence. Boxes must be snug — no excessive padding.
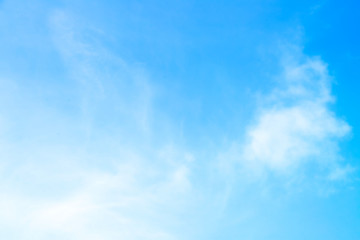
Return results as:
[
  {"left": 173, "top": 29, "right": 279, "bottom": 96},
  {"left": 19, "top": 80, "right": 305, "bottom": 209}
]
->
[{"left": 241, "top": 51, "right": 351, "bottom": 176}]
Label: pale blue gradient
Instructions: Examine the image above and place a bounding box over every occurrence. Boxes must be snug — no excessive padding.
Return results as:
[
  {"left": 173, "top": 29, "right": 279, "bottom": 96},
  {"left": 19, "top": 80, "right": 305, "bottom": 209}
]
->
[{"left": 0, "top": 0, "right": 359, "bottom": 239}]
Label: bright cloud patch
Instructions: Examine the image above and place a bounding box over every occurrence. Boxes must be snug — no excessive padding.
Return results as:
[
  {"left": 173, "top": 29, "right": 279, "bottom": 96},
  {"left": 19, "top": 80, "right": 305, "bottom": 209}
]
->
[{"left": 242, "top": 54, "right": 351, "bottom": 174}]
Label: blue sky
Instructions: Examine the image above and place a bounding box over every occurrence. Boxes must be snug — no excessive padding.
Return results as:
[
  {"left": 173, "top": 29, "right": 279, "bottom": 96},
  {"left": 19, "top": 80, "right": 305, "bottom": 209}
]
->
[{"left": 0, "top": 0, "right": 359, "bottom": 239}]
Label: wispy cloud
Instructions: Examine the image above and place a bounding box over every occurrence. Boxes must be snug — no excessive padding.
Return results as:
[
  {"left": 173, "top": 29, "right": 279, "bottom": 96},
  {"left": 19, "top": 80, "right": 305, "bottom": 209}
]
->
[
  {"left": 49, "top": 9, "right": 155, "bottom": 136},
  {"left": 0, "top": 156, "right": 193, "bottom": 239},
  {"left": 0, "top": 8, "right": 197, "bottom": 240}
]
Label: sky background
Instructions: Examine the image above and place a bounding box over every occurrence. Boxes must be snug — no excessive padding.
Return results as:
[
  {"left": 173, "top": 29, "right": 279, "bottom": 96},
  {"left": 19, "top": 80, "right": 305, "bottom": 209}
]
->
[{"left": 0, "top": 0, "right": 359, "bottom": 239}]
